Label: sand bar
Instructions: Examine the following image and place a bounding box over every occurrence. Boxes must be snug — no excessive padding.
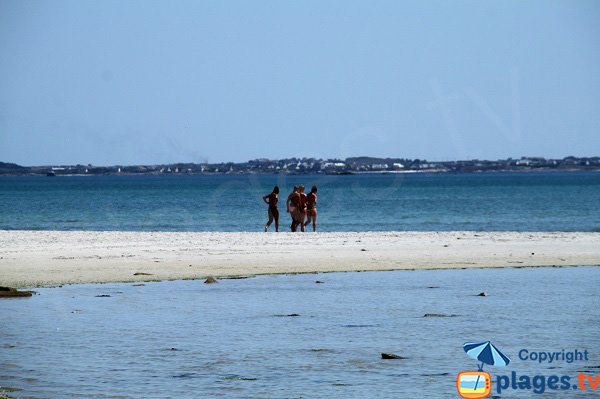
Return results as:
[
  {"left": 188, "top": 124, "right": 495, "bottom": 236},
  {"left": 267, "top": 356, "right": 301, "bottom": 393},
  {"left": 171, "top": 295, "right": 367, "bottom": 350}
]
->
[{"left": 1, "top": 230, "right": 599, "bottom": 288}]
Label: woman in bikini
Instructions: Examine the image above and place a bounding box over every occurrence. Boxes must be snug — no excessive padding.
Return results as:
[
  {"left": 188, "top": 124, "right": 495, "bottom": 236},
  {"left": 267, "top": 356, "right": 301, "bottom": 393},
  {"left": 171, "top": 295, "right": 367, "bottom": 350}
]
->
[
  {"left": 262, "top": 186, "right": 280, "bottom": 232},
  {"left": 304, "top": 185, "right": 317, "bottom": 232}
]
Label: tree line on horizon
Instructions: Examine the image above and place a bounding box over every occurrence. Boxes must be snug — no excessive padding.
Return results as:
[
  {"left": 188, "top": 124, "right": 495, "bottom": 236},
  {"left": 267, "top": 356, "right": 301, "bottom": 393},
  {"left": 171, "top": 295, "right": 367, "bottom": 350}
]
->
[{"left": 1, "top": 155, "right": 599, "bottom": 176}]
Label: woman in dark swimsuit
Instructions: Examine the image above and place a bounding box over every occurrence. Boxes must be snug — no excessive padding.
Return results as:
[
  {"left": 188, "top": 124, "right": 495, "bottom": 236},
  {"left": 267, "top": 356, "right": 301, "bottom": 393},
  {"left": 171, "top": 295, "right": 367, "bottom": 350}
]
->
[
  {"left": 262, "top": 186, "right": 280, "bottom": 232},
  {"left": 304, "top": 185, "right": 318, "bottom": 232}
]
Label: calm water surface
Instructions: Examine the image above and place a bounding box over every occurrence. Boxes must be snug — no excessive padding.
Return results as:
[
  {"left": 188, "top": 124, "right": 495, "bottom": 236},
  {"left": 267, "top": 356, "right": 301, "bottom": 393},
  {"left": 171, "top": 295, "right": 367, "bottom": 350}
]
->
[
  {"left": 1, "top": 172, "right": 599, "bottom": 232},
  {"left": 1, "top": 267, "right": 599, "bottom": 398}
]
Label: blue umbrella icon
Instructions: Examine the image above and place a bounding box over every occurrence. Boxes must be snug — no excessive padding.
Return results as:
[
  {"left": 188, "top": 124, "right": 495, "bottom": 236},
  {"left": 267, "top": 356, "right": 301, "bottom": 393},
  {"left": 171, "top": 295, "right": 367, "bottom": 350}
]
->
[
  {"left": 463, "top": 341, "right": 510, "bottom": 392},
  {"left": 463, "top": 341, "right": 510, "bottom": 369}
]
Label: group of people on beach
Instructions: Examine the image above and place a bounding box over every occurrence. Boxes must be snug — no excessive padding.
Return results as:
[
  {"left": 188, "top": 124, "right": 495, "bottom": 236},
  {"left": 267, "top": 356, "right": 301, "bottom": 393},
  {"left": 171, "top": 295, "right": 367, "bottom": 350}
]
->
[{"left": 262, "top": 185, "right": 317, "bottom": 232}]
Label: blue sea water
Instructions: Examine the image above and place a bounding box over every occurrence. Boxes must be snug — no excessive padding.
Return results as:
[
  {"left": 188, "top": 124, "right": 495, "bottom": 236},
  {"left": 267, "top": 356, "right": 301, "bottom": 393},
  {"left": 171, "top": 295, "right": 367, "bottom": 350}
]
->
[
  {"left": 1, "top": 173, "right": 599, "bottom": 397},
  {"left": 1, "top": 267, "right": 599, "bottom": 398},
  {"left": 1, "top": 172, "right": 599, "bottom": 232}
]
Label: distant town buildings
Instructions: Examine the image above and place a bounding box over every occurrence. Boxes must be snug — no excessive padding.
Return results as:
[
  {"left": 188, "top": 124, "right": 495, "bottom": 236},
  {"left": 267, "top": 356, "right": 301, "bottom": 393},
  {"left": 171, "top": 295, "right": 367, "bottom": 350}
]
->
[{"left": 0, "top": 156, "right": 599, "bottom": 176}]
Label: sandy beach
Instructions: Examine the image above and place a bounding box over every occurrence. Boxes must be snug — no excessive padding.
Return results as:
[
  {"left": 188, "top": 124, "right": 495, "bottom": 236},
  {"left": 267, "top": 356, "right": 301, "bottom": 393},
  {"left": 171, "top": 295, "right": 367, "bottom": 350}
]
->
[{"left": 0, "top": 230, "right": 598, "bottom": 288}]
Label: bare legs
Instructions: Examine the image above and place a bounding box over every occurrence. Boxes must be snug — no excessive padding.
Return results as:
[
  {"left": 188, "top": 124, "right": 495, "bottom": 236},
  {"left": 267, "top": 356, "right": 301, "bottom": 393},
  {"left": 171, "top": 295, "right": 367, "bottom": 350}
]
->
[
  {"left": 291, "top": 210, "right": 305, "bottom": 232},
  {"left": 265, "top": 208, "right": 279, "bottom": 232},
  {"left": 304, "top": 211, "right": 317, "bottom": 232}
]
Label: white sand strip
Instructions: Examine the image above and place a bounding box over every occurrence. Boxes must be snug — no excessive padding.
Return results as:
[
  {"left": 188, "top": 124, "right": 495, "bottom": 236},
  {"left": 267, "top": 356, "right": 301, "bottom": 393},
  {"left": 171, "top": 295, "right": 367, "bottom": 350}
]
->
[{"left": 0, "top": 231, "right": 598, "bottom": 288}]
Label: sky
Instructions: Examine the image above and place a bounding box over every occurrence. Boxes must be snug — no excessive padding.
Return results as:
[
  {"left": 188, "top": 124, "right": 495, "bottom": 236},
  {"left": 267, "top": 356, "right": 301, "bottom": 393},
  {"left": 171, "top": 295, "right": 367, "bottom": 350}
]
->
[{"left": 0, "top": 0, "right": 599, "bottom": 166}]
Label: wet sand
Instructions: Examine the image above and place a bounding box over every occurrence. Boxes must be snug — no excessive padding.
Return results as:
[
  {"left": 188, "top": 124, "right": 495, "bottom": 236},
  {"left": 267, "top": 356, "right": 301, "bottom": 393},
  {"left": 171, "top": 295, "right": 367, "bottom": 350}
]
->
[{"left": 0, "top": 230, "right": 598, "bottom": 288}]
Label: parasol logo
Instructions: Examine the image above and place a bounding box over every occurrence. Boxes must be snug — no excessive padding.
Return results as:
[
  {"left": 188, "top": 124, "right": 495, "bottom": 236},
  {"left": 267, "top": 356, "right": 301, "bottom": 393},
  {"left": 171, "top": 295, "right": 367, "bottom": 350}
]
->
[{"left": 456, "top": 341, "right": 511, "bottom": 399}]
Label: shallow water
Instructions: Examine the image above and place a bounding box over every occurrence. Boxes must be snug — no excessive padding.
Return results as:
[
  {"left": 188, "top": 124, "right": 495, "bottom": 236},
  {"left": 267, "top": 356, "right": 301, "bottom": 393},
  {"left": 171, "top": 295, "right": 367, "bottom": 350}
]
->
[
  {"left": 1, "top": 172, "right": 599, "bottom": 232},
  {"left": 1, "top": 267, "right": 599, "bottom": 398}
]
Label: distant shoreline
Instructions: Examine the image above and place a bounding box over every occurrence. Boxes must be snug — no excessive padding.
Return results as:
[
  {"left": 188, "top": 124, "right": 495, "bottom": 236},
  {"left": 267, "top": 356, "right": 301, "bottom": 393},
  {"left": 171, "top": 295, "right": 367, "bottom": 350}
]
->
[
  {"left": 1, "top": 168, "right": 599, "bottom": 178},
  {"left": 2, "top": 156, "right": 599, "bottom": 176},
  {"left": 1, "top": 230, "right": 598, "bottom": 288}
]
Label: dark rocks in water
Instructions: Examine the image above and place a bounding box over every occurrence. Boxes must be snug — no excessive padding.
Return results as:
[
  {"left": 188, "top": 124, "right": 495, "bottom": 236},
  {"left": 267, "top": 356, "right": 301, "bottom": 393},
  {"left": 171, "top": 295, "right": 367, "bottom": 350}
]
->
[
  {"left": 477, "top": 292, "right": 488, "bottom": 297},
  {"left": 0, "top": 287, "right": 33, "bottom": 298},
  {"left": 381, "top": 352, "right": 406, "bottom": 359},
  {"left": 423, "top": 313, "right": 456, "bottom": 318},
  {"left": 1, "top": 387, "right": 22, "bottom": 392},
  {"left": 426, "top": 286, "right": 440, "bottom": 289},
  {"left": 204, "top": 276, "right": 218, "bottom": 284},
  {"left": 223, "top": 374, "right": 258, "bottom": 381},
  {"left": 132, "top": 283, "right": 145, "bottom": 287},
  {"left": 95, "top": 294, "right": 111, "bottom": 298},
  {"left": 133, "top": 272, "right": 153, "bottom": 276},
  {"left": 343, "top": 324, "right": 378, "bottom": 328},
  {"left": 172, "top": 372, "right": 196, "bottom": 378},
  {"left": 315, "top": 280, "right": 324, "bottom": 284},
  {"left": 0, "top": 385, "right": 22, "bottom": 395},
  {"left": 274, "top": 313, "right": 300, "bottom": 317}
]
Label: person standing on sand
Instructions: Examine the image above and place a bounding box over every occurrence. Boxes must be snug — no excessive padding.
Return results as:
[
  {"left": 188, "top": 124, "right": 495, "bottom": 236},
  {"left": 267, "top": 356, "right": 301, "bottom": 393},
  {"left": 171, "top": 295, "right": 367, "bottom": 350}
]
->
[
  {"left": 304, "top": 185, "right": 318, "bottom": 232},
  {"left": 296, "top": 185, "right": 307, "bottom": 232},
  {"left": 262, "top": 186, "right": 280, "bottom": 232},
  {"left": 286, "top": 186, "right": 301, "bottom": 232}
]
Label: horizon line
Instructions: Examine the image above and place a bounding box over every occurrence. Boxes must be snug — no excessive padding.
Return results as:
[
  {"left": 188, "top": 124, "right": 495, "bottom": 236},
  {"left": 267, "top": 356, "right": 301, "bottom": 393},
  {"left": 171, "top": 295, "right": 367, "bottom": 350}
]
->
[{"left": 2, "top": 154, "right": 599, "bottom": 168}]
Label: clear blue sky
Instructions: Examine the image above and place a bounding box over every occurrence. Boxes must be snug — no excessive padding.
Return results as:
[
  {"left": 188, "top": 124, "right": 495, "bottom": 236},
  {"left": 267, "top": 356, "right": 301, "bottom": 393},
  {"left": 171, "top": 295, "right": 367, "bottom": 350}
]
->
[{"left": 1, "top": 0, "right": 599, "bottom": 165}]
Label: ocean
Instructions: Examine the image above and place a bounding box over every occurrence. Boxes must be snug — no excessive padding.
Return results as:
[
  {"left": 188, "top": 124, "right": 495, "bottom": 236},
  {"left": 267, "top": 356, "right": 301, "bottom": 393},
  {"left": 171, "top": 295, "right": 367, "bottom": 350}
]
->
[
  {"left": 1, "top": 171, "right": 599, "bottom": 232},
  {"left": 1, "top": 267, "right": 598, "bottom": 398},
  {"left": 1, "top": 172, "right": 599, "bottom": 398}
]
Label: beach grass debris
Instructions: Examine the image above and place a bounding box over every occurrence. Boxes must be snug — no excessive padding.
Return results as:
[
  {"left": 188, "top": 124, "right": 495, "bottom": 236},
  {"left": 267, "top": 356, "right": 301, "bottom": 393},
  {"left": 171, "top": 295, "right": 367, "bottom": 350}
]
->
[
  {"left": 133, "top": 272, "right": 153, "bottom": 276},
  {"left": 204, "top": 276, "right": 218, "bottom": 284}
]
